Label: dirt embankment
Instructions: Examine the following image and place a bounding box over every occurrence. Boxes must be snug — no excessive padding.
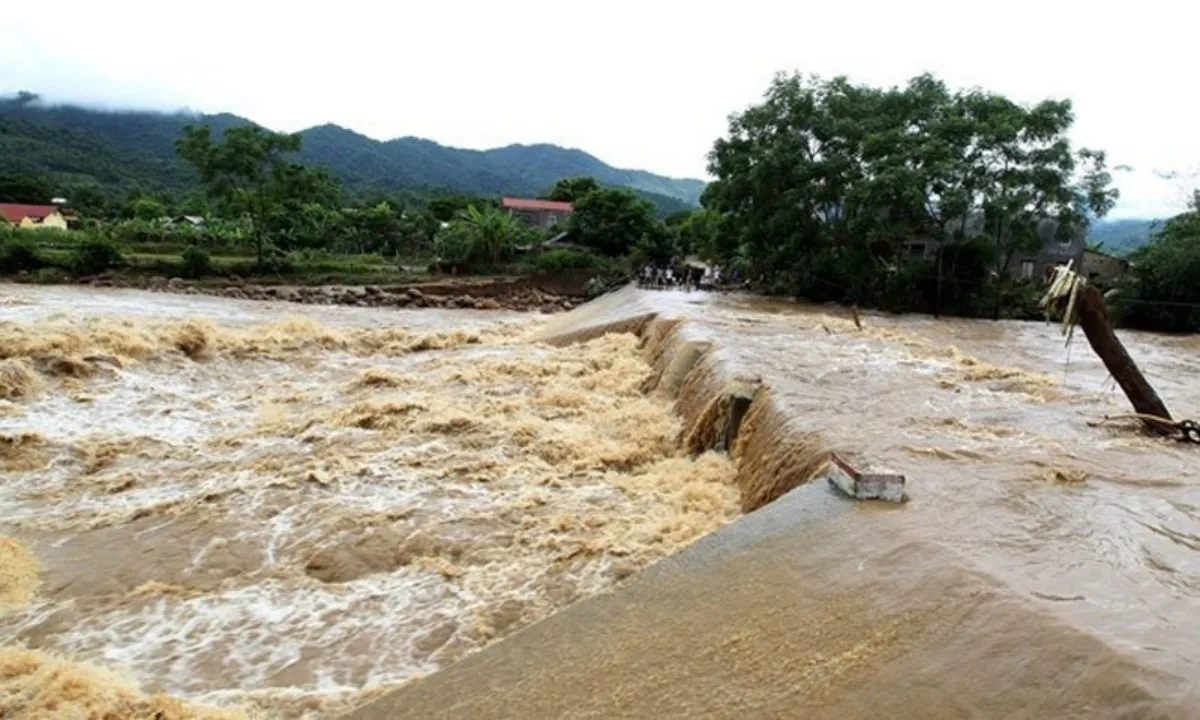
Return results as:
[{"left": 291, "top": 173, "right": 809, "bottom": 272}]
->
[{"left": 75, "top": 276, "right": 586, "bottom": 313}]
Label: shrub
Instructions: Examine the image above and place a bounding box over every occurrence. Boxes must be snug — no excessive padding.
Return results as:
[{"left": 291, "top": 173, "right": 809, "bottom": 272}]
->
[
  {"left": 71, "top": 237, "right": 125, "bottom": 275},
  {"left": 0, "top": 234, "right": 44, "bottom": 273},
  {"left": 528, "top": 248, "right": 600, "bottom": 271},
  {"left": 180, "top": 246, "right": 213, "bottom": 279}
]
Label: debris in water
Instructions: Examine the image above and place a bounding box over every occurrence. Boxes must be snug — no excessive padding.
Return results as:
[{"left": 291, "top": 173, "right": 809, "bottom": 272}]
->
[
  {"left": 823, "top": 452, "right": 906, "bottom": 503},
  {"left": 0, "top": 535, "right": 40, "bottom": 611}
]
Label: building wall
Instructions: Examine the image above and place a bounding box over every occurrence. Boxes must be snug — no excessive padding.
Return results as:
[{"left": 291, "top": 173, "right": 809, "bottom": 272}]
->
[
  {"left": 1081, "top": 249, "right": 1128, "bottom": 284},
  {"left": 510, "top": 209, "right": 571, "bottom": 229},
  {"left": 16, "top": 211, "right": 67, "bottom": 230}
]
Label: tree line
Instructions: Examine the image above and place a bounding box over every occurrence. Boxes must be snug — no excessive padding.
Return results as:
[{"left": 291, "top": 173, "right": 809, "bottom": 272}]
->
[{"left": 4, "top": 71, "right": 1199, "bottom": 332}]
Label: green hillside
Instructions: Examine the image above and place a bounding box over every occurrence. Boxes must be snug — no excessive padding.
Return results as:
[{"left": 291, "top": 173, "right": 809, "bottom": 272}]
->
[
  {"left": 1086, "top": 218, "right": 1163, "bottom": 256},
  {"left": 0, "top": 94, "right": 704, "bottom": 214}
]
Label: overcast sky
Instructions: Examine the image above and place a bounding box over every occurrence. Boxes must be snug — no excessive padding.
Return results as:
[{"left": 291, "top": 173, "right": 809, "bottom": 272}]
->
[{"left": 3, "top": 0, "right": 1196, "bottom": 218}]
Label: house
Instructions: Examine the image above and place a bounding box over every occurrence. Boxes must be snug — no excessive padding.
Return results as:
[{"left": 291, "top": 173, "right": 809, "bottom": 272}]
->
[
  {"left": 501, "top": 197, "right": 573, "bottom": 229},
  {"left": 1081, "top": 247, "right": 1129, "bottom": 285},
  {"left": 906, "top": 213, "right": 1085, "bottom": 282},
  {"left": 0, "top": 203, "right": 68, "bottom": 230},
  {"left": 1012, "top": 217, "right": 1086, "bottom": 282}
]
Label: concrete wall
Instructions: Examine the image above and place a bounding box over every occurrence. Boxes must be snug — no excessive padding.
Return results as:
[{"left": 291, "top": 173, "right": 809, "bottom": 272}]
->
[{"left": 1081, "top": 249, "right": 1129, "bottom": 284}]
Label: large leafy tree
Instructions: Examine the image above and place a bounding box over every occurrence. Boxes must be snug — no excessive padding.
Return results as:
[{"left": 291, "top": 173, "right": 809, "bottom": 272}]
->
[
  {"left": 568, "top": 188, "right": 661, "bottom": 257},
  {"left": 705, "top": 72, "right": 1118, "bottom": 313},
  {"left": 176, "top": 125, "right": 341, "bottom": 266}
]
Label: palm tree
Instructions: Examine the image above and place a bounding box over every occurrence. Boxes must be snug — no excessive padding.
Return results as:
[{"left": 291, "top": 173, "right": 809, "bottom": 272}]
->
[{"left": 459, "top": 205, "right": 525, "bottom": 265}]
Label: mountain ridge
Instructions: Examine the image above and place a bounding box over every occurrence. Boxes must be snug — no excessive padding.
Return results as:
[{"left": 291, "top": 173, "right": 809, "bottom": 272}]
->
[{"left": 0, "top": 95, "right": 705, "bottom": 211}]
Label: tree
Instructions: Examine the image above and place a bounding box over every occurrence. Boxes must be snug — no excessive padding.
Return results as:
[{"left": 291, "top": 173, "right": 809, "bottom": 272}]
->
[
  {"left": 544, "top": 176, "right": 600, "bottom": 203},
  {"left": 131, "top": 196, "right": 167, "bottom": 221},
  {"left": 0, "top": 173, "right": 54, "bottom": 204},
  {"left": 568, "top": 188, "right": 659, "bottom": 257},
  {"left": 674, "top": 208, "right": 725, "bottom": 262},
  {"left": 432, "top": 204, "right": 526, "bottom": 270},
  {"left": 705, "top": 71, "right": 1118, "bottom": 314},
  {"left": 1112, "top": 203, "right": 1200, "bottom": 332},
  {"left": 176, "top": 124, "right": 315, "bottom": 266}
]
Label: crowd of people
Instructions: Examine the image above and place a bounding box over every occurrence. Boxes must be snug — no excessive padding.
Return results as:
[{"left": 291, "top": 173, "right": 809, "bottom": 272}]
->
[{"left": 637, "top": 263, "right": 738, "bottom": 291}]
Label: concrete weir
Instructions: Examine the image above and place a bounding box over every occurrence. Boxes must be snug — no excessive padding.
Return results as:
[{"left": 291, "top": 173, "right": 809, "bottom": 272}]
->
[{"left": 348, "top": 287, "right": 1199, "bottom": 719}]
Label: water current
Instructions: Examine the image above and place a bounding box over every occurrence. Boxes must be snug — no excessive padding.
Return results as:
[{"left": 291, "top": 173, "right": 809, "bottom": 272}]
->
[{"left": 3, "top": 283, "right": 1199, "bottom": 718}]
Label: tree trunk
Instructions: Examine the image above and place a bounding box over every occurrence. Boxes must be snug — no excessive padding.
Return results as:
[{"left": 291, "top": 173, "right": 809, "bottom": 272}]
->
[
  {"left": 934, "top": 244, "right": 944, "bottom": 318},
  {"left": 1075, "top": 285, "right": 1173, "bottom": 433}
]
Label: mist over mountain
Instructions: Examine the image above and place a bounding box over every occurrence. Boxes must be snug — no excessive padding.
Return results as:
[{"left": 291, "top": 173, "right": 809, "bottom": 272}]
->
[{"left": 0, "top": 93, "right": 705, "bottom": 213}]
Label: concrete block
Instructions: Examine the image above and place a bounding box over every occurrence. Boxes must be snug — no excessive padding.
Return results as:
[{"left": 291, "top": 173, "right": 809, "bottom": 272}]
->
[{"left": 823, "top": 452, "right": 905, "bottom": 503}]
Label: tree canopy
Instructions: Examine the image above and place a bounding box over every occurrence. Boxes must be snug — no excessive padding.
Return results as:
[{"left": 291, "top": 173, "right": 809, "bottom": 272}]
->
[
  {"left": 704, "top": 72, "right": 1118, "bottom": 313},
  {"left": 568, "top": 188, "right": 660, "bottom": 257},
  {"left": 1112, "top": 196, "right": 1200, "bottom": 332},
  {"left": 176, "top": 125, "right": 337, "bottom": 265},
  {"left": 543, "top": 177, "right": 601, "bottom": 203}
]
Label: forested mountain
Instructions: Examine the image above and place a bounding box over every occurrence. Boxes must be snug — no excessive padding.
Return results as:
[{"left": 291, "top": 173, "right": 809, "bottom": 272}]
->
[
  {"left": 1086, "top": 218, "right": 1162, "bottom": 256},
  {"left": 0, "top": 94, "right": 703, "bottom": 212}
]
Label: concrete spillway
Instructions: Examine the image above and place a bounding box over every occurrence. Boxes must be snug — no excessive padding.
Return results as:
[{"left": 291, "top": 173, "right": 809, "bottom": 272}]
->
[{"left": 349, "top": 286, "right": 1200, "bottom": 719}]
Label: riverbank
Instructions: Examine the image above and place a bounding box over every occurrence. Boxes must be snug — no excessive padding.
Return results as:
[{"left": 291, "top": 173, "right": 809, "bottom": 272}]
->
[{"left": 1, "top": 274, "right": 591, "bottom": 313}]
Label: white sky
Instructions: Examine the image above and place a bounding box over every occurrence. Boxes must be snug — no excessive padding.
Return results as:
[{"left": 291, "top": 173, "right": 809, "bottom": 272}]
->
[{"left": 3, "top": 0, "right": 1197, "bottom": 218}]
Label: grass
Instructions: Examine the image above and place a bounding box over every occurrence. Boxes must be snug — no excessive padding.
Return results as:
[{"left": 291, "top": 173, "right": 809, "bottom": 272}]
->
[{"left": 2, "top": 230, "right": 616, "bottom": 288}]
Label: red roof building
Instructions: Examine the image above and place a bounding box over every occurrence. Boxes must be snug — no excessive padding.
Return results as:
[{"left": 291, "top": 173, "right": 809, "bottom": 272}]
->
[
  {"left": 501, "top": 197, "right": 574, "bottom": 229},
  {"left": 0, "top": 203, "right": 63, "bottom": 225}
]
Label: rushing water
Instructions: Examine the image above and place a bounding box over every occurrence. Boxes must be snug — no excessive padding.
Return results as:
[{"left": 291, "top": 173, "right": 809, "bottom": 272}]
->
[
  {"left": 0, "top": 284, "right": 739, "bottom": 718},
  {"left": 540, "top": 287, "right": 1200, "bottom": 687},
  {"left": 2, "top": 283, "right": 1198, "bottom": 718}
]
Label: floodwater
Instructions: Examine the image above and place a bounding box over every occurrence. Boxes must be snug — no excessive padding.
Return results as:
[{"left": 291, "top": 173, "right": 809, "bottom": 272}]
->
[
  {"left": 533, "top": 287, "right": 1200, "bottom": 696},
  {"left": 0, "top": 284, "right": 738, "bottom": 718},
  {"left": 3, "top": 282, "right": 1199, "bottom": 718}
]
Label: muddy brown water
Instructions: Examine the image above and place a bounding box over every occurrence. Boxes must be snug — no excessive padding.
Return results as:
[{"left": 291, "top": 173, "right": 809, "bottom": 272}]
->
[{"left": 2, "top": 283, "right": 1199, "bottom": 718}]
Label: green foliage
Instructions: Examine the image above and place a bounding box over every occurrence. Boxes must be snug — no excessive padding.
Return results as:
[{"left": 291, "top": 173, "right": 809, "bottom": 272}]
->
[
  {"left": 1112, "top": 209, "right": 1200, "bottom": 332},
  {"left": 428, "top": 194, "right": 494, "bottom": 222},
  {"left": 433, "top": 205, "right": 527, "bottom": 270},
  {"left": 131, "top": 196, "right": 167, "bottom": 221},
  {"left": 705, "top": 72, "right": 1118, "bottom": 316},
  {"left": 180, "top": 246, "right": 213, "bottom": 279},
  {"left": 176, "top": 124, "right": 327, "bottom": 266},
  {"left": 70, "top": 236, "right": 124, "bottom": 275},
  {"left": 0, "top": 173, "right": 54, "bottom": 203},
  {"left": 544, "top": 177, "right": 600, "bottom": 202},
  {"left": 569, "top": 188, "right": 661, "bottom": 257},
  {"left": 433, "top": 222, "right": 473, "bottom": 266},
  {"left": 527, "top": 248, "right": 602, "bottom": 271},
  {"left": 0, "top": 231, "right": 44, "bottom": 272},
  {"left": 673, "top": 208, "right": 726, "bottom": 261}
]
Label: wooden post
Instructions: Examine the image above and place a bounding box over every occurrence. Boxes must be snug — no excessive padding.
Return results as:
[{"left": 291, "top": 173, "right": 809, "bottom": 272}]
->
[{"left": 1074, "top": 285, "right": 1173, "bottom": 434}]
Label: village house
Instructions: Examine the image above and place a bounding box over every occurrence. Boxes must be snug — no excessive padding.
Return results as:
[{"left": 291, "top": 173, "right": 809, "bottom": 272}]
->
[
  {"left": 1080, "top": 247, "right": 1130, "bottom": 285},
  {"left": 906, "top": 214, "right": 1086, "bottom": 282},
  {"left": 0, "top": 203, "right": 68, "bottom": 230},
  {"left": 501, "top": 197, "right": 573, "bottom": 229}
]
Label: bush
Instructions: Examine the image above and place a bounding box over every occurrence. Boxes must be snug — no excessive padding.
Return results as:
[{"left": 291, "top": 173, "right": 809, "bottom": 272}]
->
[
  {"left": 71, "top": 237, "right": 125, "bottom": 275},
  {"left": 528, "top": 248, "right": 600, "bottom": 271},
  {"left": 180, "top": 246, "right": 214, "bottom": 279},
  {"left": 0, "top": 234, "right": 44, "bottom": 273}
]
